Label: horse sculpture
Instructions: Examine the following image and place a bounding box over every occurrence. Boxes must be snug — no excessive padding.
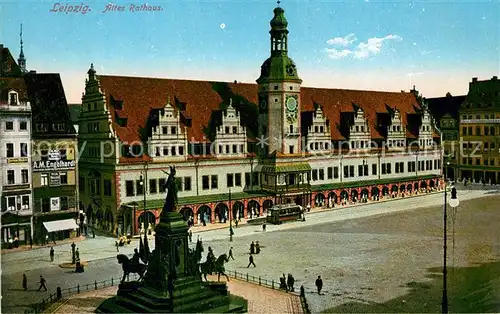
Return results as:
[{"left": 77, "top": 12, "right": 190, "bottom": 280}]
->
[
  {"left": 200, "top": 253, "right": 230, "bottom": 282},
  {"left": 117, "top": 254, "right": 147, "bottom": 283}
]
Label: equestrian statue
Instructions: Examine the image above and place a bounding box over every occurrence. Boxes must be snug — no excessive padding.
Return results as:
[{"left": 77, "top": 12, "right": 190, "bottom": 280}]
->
[
  {"left": 117, "top": 254, "right": 147, "bottom": 283},
  {"left": 200, "top": 253, "right": 230, "bottom": 282}
]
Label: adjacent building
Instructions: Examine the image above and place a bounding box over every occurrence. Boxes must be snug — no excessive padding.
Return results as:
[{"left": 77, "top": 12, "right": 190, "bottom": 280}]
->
[
  {"left": 458, "top": 76, "right": 500, "bottom": 183},
  {"left": 0, "top": 45, "right": 33, "bottom": 245},
  {"left": 426, "top": 93, "right": 466, "bottom": 180},
  {"left": 78, "top": 5, "right": 443, "bottom": 237},
  {"left": 25, "top": 72, "right": 80, "bottom": 243}
]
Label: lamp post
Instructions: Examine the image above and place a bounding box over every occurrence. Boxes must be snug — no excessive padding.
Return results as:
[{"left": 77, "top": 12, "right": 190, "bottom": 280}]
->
[
  {"left": 442, "top": 164, "right": 459, "bottom": 314},
  {"left": 229, "top": 188, "right": 233, "bottom": 242}
]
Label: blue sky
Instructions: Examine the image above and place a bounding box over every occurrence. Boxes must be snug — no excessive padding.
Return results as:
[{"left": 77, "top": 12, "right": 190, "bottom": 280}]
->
[{"left": 1, "top": 0, "right": 499, "bottom": 103}]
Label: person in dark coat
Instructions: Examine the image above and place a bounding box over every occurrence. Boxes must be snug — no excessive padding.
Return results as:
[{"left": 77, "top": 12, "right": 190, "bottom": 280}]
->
[
  {"left": 228, "top": 247, "right": 235, "bottom": 260},
  {"left": 37, "top": 275, "right": 47, "bottom": 291},
  {"left": 315, "top": 275, "right": 323, "bottom": 295},
  {"left": 188, "top": 230, "right": 193, "bottom": 243},
  {"left": 75, "top": 248, "right": 80, "bottom": 260},
  {"left": 255, "top": 241, "right": 261, "bottom": 254},
  {"left": 250, "top": 241, "right": 255, "bottom": 254},
  {"left": 280, "top": 275, "right": 287, "bottom": 291},
  {"left": 247, "top": 254, "right": 256, "bottom": 268},
  {"left": 22, "top": 274, "right": 27, "bottom": 291},
  {"left": 287, "top": 273, "right": 292, "bottom": 292},
  {"left": 262, "top": 223, "right": 266, "bottom": 232},
  {"left": 50, "top": 247, "right": 54, "bottom": 262}
]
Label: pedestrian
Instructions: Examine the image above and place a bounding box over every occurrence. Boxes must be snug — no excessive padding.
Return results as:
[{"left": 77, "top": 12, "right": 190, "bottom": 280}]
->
[
  {"left": 315, "top": 275, "right": 323, "bottom": 295},
  {"left": 50, "top": 247, "right": 54, "bottom": 262},
  {"left": 250, "top": 241, "right": 255, "bottom": 254},
  {"left": 71, "top": 242, "right": 76, "bottom": 264},
  {"left": 255, "top": 241, "right": 261, "bottom": 254},
  {"left": 247, "top": 254, "right": 256, "bottom": 268},
  {"left": 280, "top": 275, "right": 288, "bottom": 291},
  {"left": 188, "top": 230, "right": 193, "bottom": 243},
  {"left": 287, "top": 273, "right": 292, "bottom": 291},
  {"left": 115, "top": 241, "right": 119, "bottom": 252},
  {"left": 22, "top": 274, "right": 27, "bottom": 291},
  {"left": 289, "top": 274, "right": 295, "bottom": 292},
  {"left": 262, "top": 223, "right": 266, "bottom": 232},
  {"left": 37, "top": 275, "right": 47, "bottom": 291},
  {"left": 75, "top": 248, "right": 80, "bottom": 260},
  {"left": 228, "top": 247, "right": 235, "bottom": 260}
]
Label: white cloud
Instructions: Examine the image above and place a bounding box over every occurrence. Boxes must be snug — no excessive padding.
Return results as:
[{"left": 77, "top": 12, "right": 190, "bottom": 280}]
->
[
  {"left": 325, "top": 34, "right": 402, "bottom": 60},
  {"left": 325, "top": 48, "right": 353, "bottom": 59},
  {"left": 326, "top": 33, "right": 357, "bottom": 47},
  {"left": 353, "top": 35, "right": 403, "bottom": 59}
]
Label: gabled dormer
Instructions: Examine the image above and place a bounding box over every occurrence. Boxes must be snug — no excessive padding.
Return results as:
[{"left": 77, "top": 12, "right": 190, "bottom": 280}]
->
[
  {"left": 214, "top": 99, "right": 247, "bottom": 157},
  {"left": 349, "top": 108, "right": 370, "bottom": 150},
  {"left": 149, "top": 96, "right": 188, "bottom": 161},
  {"left": 387, "top": 109, "right": 406, "bottom": 149},
  {"left": 418, "top": 108, "right": 434, "bottom": 149},
  {"left": 306, "top": 105, "right": 331, "bottom": 152}
]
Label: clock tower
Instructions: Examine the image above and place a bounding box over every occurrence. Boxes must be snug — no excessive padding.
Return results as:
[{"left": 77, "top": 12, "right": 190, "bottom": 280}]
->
[{"left": 257, "top": 4, "right": 302, "bottom": 155}]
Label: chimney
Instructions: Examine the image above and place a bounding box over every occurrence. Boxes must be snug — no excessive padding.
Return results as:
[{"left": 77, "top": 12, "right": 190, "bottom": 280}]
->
[{"left": 472, "top": 77, "right": 478, "bottom": 82}]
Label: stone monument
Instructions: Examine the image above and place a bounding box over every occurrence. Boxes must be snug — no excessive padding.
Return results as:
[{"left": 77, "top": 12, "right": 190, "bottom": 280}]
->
[{"left": 96, "top": 166, "right": 247, "bottom": 313}]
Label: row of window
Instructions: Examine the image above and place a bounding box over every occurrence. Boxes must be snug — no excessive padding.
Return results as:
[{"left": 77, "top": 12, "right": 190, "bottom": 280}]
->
[
  {"left": 462, "top": 141, "right": 497, "bottom": 150},
  {"left": 125, "top": 177, "right": 191, "bottom": 197},
  {"left": 4, "top": 120, "right": 28, "bottom": 131},
  {"left": 161, "top": 126, "right": 177, "bottom": 135},
  {"left": 462, "top": 114, "right": 496, "bottom": 120},
  {"left": 462, "top": 126, "right": 496, "bottom": 136},
  {"left": 419, "top": 139, "right": 434, "bottom": 147},
  {"left": 310, "top": 160, "right": 440, "bottom": 181},
  {"left": 3, "top": 195, "right": 30, "bottom": 211},
  {"left": 155, "top": 146, "right": 185, "bottom": 157},
  {"left": 79, "top": 177, "right": 112, "bottom": 197},
  {"left": 218, "top": 144, "right": 245, "bottom": 154},
  {"left": 387, "top": 139, "right": 405, "bottom": 148},
  {"left": 40, "top": 172, "right": 69, "bottom": 186},
  {"left": 40, "top": 196, "right": 71, "bottom": 212},
  {"left": 5, "top": 169, "right": 29, "bottom": 185},
  {"left": 221, "top": 126, "right": 239, "bottom": 134},
  {"left": 309, "top": 142, "right": 330, "bottom": 151},
  {"left": 461, "top": 157, "right": 497, "bottom": 166},
  {"left": 87, "top": 122, "right": 100, "bottom": 133},
  {"left": 313, "top": 125, "right": 326, "bottom": 133},
  {"left": 5, "top": 143, "right": 28, "bottom": 158}
]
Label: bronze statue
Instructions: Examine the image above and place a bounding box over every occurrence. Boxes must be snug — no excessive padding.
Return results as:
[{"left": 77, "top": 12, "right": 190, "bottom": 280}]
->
[
  {"left": 200, "top": 253, "right": 230, "bottom": 282},
  {"left": 117, "top": 254, "right": 147, "bottom": 283},
  {"left": 161, "top": 166, "right": 178, "bottom": 216}
]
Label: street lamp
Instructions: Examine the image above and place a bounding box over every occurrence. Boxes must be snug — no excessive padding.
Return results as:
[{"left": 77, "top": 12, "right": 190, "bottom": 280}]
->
[
  {"left": 129, "top": 201, "right": 139, "bottom": 236},
  {"left": 442, "top": 176, "right": 459, "bottom": 314},
  {"left": 228, "top": 188, "right": 233, "bottom": 242}
]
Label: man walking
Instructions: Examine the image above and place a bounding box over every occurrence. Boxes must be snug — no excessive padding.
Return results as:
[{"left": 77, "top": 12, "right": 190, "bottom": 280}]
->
[
  {"left": 37, "top": 275, "right": 47, "bottom": 291},
  {"left": 262, "top": 223, "right": 266, "bottom": 232},
  {"left": 50, "top": 247, "right": 54, "bottom": 262},
  {"left": 75, "top": 248, "right": 80, "bottom": 260},
  {"left": 247, "top": 254, "right": 256, "bottom": 268},
  {"left": 315, "top": 275, "right": 323, "bottom": 295},
  {"left": 22, "top": 274, "right": 27, "bottom": 291},
  {"left": 228, "top": 247, "right": 235, "bottom": 260}
]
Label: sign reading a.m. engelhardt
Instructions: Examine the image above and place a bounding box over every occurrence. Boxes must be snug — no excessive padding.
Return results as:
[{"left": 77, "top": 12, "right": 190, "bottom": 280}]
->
[{"left": 32, "top": 160, "right": 76, "bottom": 171}]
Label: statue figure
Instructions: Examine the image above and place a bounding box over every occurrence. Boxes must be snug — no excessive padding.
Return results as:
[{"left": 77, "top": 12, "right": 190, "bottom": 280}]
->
[
  {"left": 117, "top": 254, "right": 147, "bottom": 283},
  {"left": 161, "top": 166, "right": 178, "bottom": 216},
  {"left": 200, "top": 254, "right": 230, "bottom": 282}
]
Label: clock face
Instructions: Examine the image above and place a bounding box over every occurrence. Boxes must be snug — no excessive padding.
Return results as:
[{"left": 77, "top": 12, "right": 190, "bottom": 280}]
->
[
  {"left": 286, "top": 97, "right": 297, "bottom": 112},
  {"left": 260, "top": 99, "right": 267, "bottom": 110}
]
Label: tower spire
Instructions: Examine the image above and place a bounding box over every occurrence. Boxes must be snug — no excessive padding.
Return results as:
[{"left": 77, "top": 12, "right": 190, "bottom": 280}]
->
[{"left": 18, "top": 23, "right": 27, "bottom": 73}]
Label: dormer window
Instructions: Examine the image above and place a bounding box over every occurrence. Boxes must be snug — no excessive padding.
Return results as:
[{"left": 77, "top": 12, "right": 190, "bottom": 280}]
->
[
  {"left": 8, "top": 92, "right": 18, "bottom": 105},
  {"left": 53, "top": 123, "right": 65, "bottom": 131}
]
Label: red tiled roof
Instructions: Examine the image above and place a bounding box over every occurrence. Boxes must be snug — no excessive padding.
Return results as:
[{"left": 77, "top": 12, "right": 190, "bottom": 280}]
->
[{"left": 97, "top": 75, "right": 421, "bottom": 145}]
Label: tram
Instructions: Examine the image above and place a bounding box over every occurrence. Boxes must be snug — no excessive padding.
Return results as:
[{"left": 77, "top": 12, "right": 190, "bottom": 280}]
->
[{"left": 266, "top": 204, "right": 304, "bottom": 225}]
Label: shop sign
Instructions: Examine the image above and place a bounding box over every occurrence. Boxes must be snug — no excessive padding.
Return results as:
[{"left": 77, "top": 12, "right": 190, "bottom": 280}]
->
[
  {"left": 50, "top": 173, "right": 60, "bottom": 186},
  {"left": 32, "top": 160, "right": 75, "bottom": 171},
  {"left": 50, "top": 197, "right": 60, "bottom": 211},
  {"left": 7, "top": 157, "right": 28, "bottom": 164},
  {"left": 48, "top": 150, "right": 61, "bottom": 161}
]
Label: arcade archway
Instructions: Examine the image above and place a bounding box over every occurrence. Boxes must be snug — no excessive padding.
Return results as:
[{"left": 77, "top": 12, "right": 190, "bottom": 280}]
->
[
  {"left": 340, "top": 190, "right": 348, "bottom": 201},
  {"left": 215, "top": 203, "right": 229, "bottom": 223},
  {"left": 233, "top": 201, "right": 244, "bottom": 220},
  {"left": 198, "top": 205, "right": 212, "bottom": 224},
  {"left": 351, "top": 189, "right": 359, "bottom": 201},
  {"left": 371, "top": 187, "right": 380, "bottom": 198},
  {"left": 382, "top": 186, "right": 389, "bottom": 196},
  {"left": 248, "top": 200, "right": 260, "bottom": 218},
  {"left": 314, "top": 193, "right": 325, "bottom": 207},
  {"left": 262, "top": 200, "right": 273, "bottom": 215},
  {"left": 360, "top": 188, "right": 369, "bottom": 200},
  {"left": 179, "top": 207, "right": 194, "bottom": 221},
  {"left": 327, "top": 192, "right": 337, "bottom": 206},
  {"left": 138, "top": 211, "right": 156, "bottom": 232}
]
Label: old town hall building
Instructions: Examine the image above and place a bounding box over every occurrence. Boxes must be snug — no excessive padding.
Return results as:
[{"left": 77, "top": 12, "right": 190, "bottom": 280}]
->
[{"left": 78, "top": 5, "right": 442, "bottom": 236}]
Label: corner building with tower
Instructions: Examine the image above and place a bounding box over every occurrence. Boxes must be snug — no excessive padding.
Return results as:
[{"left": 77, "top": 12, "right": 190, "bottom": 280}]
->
[{"left": 77, "top": 5, "right": 443, "bottom": 236}]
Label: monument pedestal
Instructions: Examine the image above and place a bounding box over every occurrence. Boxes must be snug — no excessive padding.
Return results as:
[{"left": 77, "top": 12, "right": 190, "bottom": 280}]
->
[{"left": 96, "top": 277, "right": 246, "bottom": 313}]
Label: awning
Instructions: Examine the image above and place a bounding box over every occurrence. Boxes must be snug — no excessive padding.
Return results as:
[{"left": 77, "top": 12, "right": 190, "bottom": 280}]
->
[
  {"left": 43, "top": 219, "right": 79, "bottom": 233},
  {"left": 261, "top": 163, "right": 312, "bottom": 173}
]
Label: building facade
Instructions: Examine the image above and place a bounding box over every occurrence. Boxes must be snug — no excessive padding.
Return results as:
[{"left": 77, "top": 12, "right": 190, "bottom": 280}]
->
[
  {"left": 78, "top": 5, "right": 443, "bottom": 236},
  {"left": 426, "top": 93, "right": 466, "bottom": 181},
  {"left": 0, "top": 46, "right": 33, "bottom": 245},
  {"left": 25, "top": 72, "right": 80, "bottom": 243},
  {"left": 459, "top": 76, "right": 500, "bottom": 183}
]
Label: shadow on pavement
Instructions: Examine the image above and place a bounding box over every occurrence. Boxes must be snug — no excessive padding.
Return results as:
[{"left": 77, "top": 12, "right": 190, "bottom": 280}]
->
[{"left": 323, "top": 261, "right": 500, "bottom": 313}]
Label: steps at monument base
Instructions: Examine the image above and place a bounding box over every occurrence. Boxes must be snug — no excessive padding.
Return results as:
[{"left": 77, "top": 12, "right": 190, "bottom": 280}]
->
[
  {"left": 96, "top": 296, "right": 138, "bottom": 313},
  {"left": 173, "top": 294, "right": 232, "bottom": 313},
  {"left": 117, "top": 291, "right": 172, "bottom": 312},
  {"left": 204, "top": 303, "right": 247, "bottom": 313}
]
